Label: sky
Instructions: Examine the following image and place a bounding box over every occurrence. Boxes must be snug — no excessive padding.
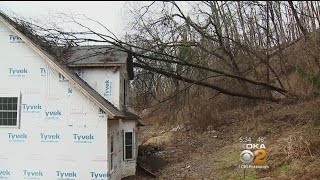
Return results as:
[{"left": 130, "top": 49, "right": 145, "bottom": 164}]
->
[{"left": 0, "top": 1, "right": 129, "bottom": 38}]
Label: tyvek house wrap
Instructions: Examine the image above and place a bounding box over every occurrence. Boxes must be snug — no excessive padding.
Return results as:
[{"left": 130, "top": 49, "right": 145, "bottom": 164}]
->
[{"left": 0, "top": 18, "right": 120, "bottom": 179}]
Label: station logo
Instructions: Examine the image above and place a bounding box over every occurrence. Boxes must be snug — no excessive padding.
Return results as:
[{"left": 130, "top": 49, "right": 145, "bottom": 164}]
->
[{"left": 237, "top": 136, "right": 269, "bottom": 169}]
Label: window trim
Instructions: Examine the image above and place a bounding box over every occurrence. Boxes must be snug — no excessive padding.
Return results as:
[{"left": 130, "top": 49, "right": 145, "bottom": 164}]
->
[
  {"left": 0, "top": 92, "right": 21, "bottom": 128},
  {"left": 124, "top": 131, "right": 134, "bottom": 161}
]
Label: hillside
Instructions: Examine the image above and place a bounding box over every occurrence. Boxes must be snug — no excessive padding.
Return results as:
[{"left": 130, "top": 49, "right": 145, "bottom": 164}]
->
[
  {"left": 137, "top": 97, "right": 320, "bottom": 179},
  {"left": 128, "top": 30, "right": 320, "bottom": 180}
]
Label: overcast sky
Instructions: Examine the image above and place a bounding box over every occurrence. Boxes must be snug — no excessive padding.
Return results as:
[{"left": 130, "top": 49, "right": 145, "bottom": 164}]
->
[{"left": 0, "top": 1, "right": 129, "bottom": 38}]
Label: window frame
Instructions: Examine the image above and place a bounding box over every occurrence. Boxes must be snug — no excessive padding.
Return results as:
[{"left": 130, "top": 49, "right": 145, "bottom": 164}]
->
[
  {"left": 124, "top": 131, "right": 134, "bottom": 161},
  {"left": 0, "top": 93, "right": 21, "bottom": 128}
]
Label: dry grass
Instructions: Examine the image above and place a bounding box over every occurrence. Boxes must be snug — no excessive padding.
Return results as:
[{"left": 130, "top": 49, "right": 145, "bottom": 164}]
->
[
  {"left": 137, "top": 96, "right": 320, "bottom": 179},
  {"left": 136, "top": 30, "right": 320, "bottom": 180}
]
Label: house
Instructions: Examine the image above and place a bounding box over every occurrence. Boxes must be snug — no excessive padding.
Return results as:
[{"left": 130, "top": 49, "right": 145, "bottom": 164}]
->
[{"left": 0, "top": 13, "right": 144, "bottom": 180}]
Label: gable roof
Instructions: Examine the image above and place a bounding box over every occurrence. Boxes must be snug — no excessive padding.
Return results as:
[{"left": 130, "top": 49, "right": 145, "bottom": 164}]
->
[
  {"left": 64, "top": 45, "right": 128, "bottom": 67},
  {"left": 64, "top": 45, "right": 135, "bottom": 80},
  {"left": 0, "top": 13, "right": 141, "bottom": 122}
]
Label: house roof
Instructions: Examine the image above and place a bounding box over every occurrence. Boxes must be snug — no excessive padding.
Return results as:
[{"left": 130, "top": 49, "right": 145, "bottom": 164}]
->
[
  {"left": 64, "top": 45, "right": 135, "bottom": 80},
  {"left": 64, "top": 45, "right": 128, "bottom": 67},
  {"left": 0, "top": 13, "right": 142, "bottom": 123}
]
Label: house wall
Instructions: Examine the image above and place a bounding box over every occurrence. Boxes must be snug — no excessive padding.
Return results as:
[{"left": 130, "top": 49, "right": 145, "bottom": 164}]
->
[
  {"left": 73, "top": 65, "right": 130, "bottom": 111},
  {"left": 75, "top": 68, "right": 121, "bottom": 109},
  {"left": 0, "top": 21, "right": 111, "bottom": 179},
  {"left": 107, "top": 120, "right": 122, "bottom": 180},
  {"left": 107, "top": 120, "right": 138, "bottom": 179},
  {"left": 120, "top": 120, "right": 138, "bottom": 178},
  {"left": 74, "top": 67, "right": 138, "bottom": 179}
]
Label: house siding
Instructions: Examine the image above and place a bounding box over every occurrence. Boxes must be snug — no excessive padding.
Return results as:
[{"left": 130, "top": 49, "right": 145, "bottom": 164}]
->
[
  {"left": 0, "top": 21, "right": 110, "bottom": 179},
  {"left": 78, "top": 68, "right": 121, "bottom": 109},
  {"left": 107, "top": 120, "right": 122, "bottom": 179},
  {"left": 107, "top": 120, "right": 138, "bottom": 179},
  {"left": 120, "top": 120, "right": 138, "bottom": 178}
]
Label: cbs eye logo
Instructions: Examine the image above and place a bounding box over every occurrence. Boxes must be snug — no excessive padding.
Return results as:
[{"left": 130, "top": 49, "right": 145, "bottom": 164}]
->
[{"left": 240, "top": 149, "right": 267, "bottom": 164}]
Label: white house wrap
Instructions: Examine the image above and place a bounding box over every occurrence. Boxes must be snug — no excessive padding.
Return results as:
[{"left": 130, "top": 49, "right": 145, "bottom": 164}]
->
[{"left": 0, "top": 13, "right": 143, "bottom": 180}]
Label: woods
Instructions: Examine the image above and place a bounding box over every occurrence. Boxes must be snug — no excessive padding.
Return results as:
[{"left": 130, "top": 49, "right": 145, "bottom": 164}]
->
[{"left": 3, "top": 1, "right": 320, "bottom": 125}]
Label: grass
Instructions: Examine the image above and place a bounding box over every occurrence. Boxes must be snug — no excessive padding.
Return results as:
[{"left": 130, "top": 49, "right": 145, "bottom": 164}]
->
[
  {"left": 144, "top": 97, "right": 320, "bottom": 179},
  {"left": 278, "top": 164, "right": 289, "bottom": 174},
  {"left": 211, "top": 146, "right": 258, "bottom": 180},
  {"left": 210, "top": 98, "right": 320, "bottom": 179}
]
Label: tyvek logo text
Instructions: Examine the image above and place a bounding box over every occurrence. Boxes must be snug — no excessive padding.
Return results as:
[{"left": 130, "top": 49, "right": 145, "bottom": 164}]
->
[
  {"left": 90, "top": 172, "right": 109, "bottom": 180},
  {"left": 74, "top": 69, "right": 84, "bottom": 78},
  {"left": 22, "top": 104, "right": 42, "bottom": 113},
  {"left": 0, "top": 170, "right": 10, "bottom": 179},
  {"left": 40, "top": 68, "right": 46, "bottom": 76},
  {"left": 23, "top": 170, "right": 43, "bottom": 179},
  {"left": 40, "top": 133, "right": 60, "bottom": 143},
  {"left": 9, "top": 68, "right": 28, "bottom": 77},
  {"left": 73, "top": 134, "right": 95, "bottom": 144},
  {"left": 45, "top": 110, "right": 62, "bottom": 119},
  {"left": 8, "top": 133, "right": 27, "bottom": 142},
  {"left": 68, "top": 88, "right": 73, "bottom": 94},
  {"left": 58, "top": 73, "right": 68, "bottom": 82},
  {"left": 104, "top": 80, "right": 112, "bottom": 96},
  {"left": 56, "top": 171, "right": 77, "bottom": 180},
  {"left": 9, "top": 35, "right": 24, "bottom": 43},
  {"left": 98, "top": 109, "right": 106, "bottom": 118}
]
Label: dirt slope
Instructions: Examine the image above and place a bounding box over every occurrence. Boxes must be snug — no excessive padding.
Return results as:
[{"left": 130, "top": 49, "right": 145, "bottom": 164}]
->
[{"left": 132, "top": 97, "right": 320, "bottom": 180}]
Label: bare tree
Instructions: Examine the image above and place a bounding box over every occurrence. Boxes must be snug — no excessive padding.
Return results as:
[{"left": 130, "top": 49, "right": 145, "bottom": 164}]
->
[{"left": 2, "top": 1, "right": 319, "bottom": 109}]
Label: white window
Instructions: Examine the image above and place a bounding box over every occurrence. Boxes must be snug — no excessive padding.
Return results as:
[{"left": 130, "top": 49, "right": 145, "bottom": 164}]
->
[
  {"left": 124, "top": 131, "right": 134, "bottom": 160},
  {"left": 0, "top": 95, "right": 20, "bottom": 127}
]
